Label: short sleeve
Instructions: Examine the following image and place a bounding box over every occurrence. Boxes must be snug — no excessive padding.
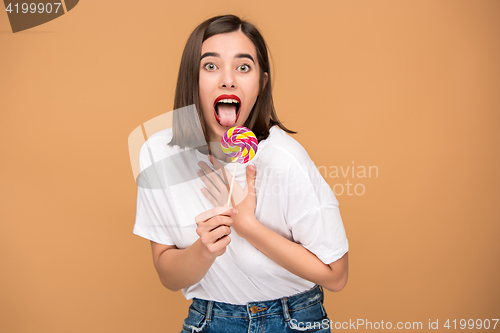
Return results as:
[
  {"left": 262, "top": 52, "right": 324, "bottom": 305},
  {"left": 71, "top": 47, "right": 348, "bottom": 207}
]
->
[
  {"left": 284, "top": 156, "right": 349, "bottom": 264},
  {"left": 133, "top": 137, "right": 177, "bottom": 246}
]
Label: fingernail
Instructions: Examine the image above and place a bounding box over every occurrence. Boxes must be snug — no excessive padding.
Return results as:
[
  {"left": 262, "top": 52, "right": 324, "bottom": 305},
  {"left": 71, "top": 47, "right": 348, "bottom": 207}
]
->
[{"left": 233, "top": 209, "right": 238, "bottom": 214}]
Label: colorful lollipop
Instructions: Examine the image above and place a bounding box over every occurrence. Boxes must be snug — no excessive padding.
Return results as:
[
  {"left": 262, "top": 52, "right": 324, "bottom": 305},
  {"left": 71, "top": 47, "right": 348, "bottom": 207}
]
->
[
  {"left": 220, "top": 126, "right": 258, "bottom": 206},
  {"left": 221, "top": 126, "right": 258, "bottom": 163}
]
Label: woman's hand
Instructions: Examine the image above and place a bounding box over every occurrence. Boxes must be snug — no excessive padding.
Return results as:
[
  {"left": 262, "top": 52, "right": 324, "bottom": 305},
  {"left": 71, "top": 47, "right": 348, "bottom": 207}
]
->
[
  {"left": 197, "top": 156, "right": 259, "bottom": 238},
  {"left": 195, "top": 206, "right": 237, "bottom": 259},
  {"left": 196, "top": 157, "right": 348, "bottom": 291}
]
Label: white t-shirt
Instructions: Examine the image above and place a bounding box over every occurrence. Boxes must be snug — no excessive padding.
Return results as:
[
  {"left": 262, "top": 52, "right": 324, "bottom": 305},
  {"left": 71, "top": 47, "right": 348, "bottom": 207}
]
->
[{"left": 133, "top": 125, "right": 349, "bottom": 305}]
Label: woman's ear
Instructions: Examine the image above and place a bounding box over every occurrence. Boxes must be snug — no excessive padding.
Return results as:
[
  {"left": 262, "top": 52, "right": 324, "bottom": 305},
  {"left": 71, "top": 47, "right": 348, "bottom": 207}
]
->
[{"left": 262, "top": 72, "right": 269, "bottom": 91}]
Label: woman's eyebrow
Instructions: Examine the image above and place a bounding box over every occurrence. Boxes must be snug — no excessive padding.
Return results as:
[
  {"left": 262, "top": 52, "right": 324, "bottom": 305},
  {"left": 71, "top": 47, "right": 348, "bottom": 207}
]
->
[
  {"left": 200, "top": 52, "right": 219, "bottom": 60},
  {"left": 200, "top": 52, "right": 255, "bottom": 64},
  {"left": 235, "top": 53, "right": 255, "bottom": 64}
]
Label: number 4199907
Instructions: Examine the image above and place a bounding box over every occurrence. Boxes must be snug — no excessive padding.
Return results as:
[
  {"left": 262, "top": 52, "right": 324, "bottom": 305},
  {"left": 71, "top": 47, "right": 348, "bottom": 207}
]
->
[
  {"left": 444, "top": 319, "right": 498, "bottom": 330},
  {"left": 5, "top": 3, "right": 62, "bottom": 14}
]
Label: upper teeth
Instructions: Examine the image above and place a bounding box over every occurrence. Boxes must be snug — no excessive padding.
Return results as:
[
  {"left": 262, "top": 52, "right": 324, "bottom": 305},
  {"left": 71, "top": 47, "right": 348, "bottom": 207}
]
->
[{"left": 218, "top": 99, "right": 239, "bottom": 103}]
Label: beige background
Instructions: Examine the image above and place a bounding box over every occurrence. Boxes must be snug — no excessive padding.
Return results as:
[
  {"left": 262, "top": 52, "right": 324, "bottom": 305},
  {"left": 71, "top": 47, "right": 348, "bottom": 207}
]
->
[{"left": 1, "top": 0, "right": 499, "bottom": 332}]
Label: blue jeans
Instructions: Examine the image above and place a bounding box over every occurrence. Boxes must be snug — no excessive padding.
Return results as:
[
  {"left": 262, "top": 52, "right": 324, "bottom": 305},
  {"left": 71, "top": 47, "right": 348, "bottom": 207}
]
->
[{"left": 180, "top": 285, "right": 332, "bottom": 333}]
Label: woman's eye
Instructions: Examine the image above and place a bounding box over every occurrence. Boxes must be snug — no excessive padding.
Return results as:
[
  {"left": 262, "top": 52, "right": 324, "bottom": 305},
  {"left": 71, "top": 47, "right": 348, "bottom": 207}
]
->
[
  {"left": 204, "top": 63, "right": 217, "bottom": 71},
  {"left": 238, "top": 64, "right": 250, "bottom": 72}
]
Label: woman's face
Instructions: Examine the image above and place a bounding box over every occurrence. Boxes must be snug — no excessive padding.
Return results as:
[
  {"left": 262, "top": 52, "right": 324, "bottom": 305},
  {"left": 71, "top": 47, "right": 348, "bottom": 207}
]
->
[{"left": 199, "top": 30, "right": 267, "bottom": 143}]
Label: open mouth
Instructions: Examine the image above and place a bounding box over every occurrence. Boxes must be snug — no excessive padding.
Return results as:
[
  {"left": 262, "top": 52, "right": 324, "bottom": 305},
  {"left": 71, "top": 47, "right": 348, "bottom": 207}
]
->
[{"left": 213, "top": 94, "right": 241, "bottom": 127}]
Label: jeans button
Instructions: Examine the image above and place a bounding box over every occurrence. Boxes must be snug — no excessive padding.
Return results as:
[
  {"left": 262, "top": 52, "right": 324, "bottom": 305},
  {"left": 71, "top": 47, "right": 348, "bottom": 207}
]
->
[{"left": 250, "top": 306, "right": 258, "bottom": 314}]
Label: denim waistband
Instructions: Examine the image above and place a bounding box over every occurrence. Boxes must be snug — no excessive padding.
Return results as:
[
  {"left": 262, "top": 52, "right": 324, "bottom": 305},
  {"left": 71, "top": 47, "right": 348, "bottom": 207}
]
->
[{"left": 191, "top": 285, "right": 324, "bottom": 320}]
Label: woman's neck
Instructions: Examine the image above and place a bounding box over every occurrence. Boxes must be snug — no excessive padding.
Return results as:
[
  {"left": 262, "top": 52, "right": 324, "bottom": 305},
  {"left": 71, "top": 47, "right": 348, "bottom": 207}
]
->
[{"left": 207, "top": 141, "right": 231, "bottom": 163}]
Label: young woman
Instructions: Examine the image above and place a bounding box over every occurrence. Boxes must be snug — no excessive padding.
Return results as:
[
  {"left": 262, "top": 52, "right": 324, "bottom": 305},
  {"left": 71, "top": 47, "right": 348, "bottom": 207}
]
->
[{"left": 134, "top": 14, "right": 349, "bottom": 333}]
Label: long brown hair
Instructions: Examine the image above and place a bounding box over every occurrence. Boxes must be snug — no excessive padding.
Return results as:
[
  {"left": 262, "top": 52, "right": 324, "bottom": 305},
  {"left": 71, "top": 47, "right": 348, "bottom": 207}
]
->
[{"left": 169, "top": 14, "right": 295, "bottom": 148}]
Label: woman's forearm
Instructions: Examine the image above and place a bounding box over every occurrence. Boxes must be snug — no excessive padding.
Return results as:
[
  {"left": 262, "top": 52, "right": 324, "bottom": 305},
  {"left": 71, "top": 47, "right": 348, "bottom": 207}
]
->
[
  {"left": 155, "top": 239, "right": 215, "bottom": 291},
  {"left": 242, "top": 218, "right": 348, "bottom": 292},
  {"left": 154, "top": 216, "right": 348, "bottom": 292}
]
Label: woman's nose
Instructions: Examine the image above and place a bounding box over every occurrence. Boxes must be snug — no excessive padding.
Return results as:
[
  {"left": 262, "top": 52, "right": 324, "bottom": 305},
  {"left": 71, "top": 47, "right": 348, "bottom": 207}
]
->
[{"left": 220, "top": 69, "right": 236, "bottom": 88}]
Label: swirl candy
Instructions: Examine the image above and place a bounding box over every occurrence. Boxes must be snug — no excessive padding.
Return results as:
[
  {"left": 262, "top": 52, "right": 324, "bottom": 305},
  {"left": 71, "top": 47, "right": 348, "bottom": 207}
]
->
[
  {"left": 221, "top": 126, "right": 258, "bottom": 163},
  {"left": 220, "top": 126, "right": 258, "bottom": 206}
]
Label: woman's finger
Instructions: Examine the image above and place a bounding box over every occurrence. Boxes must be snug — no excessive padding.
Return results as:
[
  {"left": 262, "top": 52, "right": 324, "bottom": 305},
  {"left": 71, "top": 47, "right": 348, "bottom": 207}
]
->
[
  {"left": 195, "top": 206, "right": 236, "bottom": 224},
  {"left": 210, "top": 155, "right": 231, "bottom": 186},
  {"left": 201, "top": 225, "right": 231, "bottom": 245},
  {"left": 201, "top": 187, "right": 219, "bottom": 207},
  {"left": 198, "top": 170, "right": 228, "bottom": 205},
  {"left": 206, "top": 214, "right": 234, "bottom": 230},
  {"left": 198, "top": 170, "right": 221, "bottom": 199},
  {"left": 198, "top": 161, "right": 226, "bottom": 191},
  {"left": 210, "top": 155, "right": 245, "bottom": 197},
  {"left": 209, "top": 155, "right": 248, "bottom": 206},
  {"left": 196, "top": 215, "right": 233, "bottom": 240}
]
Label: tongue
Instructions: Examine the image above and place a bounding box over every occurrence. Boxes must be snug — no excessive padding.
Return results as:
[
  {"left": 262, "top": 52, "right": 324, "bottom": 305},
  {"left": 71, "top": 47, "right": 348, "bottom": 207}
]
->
[{"left": 217, "top": 104, "right": 238, "bottom": 127}]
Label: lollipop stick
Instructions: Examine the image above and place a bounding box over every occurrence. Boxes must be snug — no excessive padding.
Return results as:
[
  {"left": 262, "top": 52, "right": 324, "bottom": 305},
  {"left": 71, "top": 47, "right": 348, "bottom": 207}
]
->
[{"left": 226, "top": 162, "right": 238, "bottom": 206}]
